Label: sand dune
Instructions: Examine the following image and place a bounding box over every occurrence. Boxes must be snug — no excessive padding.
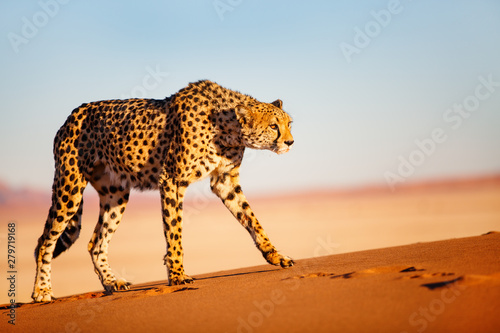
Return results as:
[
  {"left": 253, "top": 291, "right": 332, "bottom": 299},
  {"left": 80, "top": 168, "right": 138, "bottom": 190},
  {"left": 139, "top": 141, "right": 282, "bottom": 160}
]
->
[
  {"left": 2, "top": 232, "right": 499, "bottom": 332},
  {"left": 0, "top": 176, "right": 499, "bottom": 332},
  {"left": 0, "top": 176, "right": 499, "bottom": 306}
]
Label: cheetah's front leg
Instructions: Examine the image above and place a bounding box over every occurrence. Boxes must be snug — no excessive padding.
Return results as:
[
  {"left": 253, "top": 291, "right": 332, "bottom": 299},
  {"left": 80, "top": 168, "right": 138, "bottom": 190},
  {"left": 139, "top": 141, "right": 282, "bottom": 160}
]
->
[
  {"left": 210, "top": 168, "right": 294, "bottom": 268},
  {"left": 159, "top": 177, "right": 193, "bottom": 285}
]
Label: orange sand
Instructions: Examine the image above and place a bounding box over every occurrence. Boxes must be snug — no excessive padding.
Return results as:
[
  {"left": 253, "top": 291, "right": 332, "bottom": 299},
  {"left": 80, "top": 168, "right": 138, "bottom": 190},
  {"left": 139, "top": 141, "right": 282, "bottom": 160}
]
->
[
  {"left": 1, "top": 232, "right": 499, "bottom": 332},
  {"left": 0, "top": 177, "right": 499, "bottom": 331},
  {"left": 1, "top": 176, "right": 499, "bottom": 305}
]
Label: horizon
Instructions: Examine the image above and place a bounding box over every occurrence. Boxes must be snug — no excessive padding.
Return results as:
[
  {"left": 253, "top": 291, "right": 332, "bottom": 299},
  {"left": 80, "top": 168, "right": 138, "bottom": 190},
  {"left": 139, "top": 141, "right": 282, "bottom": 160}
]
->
[{"left": 2, "top": 173, "right": 499, "bottom": 206}]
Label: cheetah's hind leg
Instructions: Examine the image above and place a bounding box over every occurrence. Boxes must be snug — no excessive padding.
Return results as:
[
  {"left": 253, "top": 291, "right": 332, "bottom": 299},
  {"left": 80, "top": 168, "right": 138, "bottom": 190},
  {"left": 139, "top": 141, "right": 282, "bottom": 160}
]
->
[
  {"left": 32, "top": 173, "right": 87, "bottom": 302},
  {"left": 88, "top": 169, "right": 132, "bottom": 293}
]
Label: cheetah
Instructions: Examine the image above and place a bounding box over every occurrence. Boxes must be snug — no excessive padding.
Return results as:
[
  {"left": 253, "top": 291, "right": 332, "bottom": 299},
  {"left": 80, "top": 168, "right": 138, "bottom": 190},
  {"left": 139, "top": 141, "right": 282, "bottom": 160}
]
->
[{"left": 32, "top": 80, "right": 295, "bottom": 302}]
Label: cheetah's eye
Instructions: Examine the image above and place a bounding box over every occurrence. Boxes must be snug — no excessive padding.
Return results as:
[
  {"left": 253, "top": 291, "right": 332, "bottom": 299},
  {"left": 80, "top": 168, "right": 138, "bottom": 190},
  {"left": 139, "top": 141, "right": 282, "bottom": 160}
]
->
[{"left": 269, "top": 124, "right": 278, "bottom": 130}]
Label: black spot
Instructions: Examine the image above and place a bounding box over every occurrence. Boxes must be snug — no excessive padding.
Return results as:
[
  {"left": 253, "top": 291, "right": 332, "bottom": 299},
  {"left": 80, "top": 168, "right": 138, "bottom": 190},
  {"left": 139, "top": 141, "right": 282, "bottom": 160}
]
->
[{"left": 226, "top": 193, "right": 235, "bottom": 201}]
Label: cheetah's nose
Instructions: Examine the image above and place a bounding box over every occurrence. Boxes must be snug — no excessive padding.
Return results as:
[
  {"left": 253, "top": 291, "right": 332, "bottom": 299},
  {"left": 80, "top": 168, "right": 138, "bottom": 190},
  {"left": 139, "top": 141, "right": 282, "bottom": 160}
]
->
[{"left": 284, "top": 140, "right": 294, "bottom": 147}]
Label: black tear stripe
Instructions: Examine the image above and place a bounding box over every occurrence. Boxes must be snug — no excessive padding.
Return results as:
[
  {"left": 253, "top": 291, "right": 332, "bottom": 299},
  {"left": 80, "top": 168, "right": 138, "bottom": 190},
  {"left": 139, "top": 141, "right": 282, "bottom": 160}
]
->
[
  {"left": 274, "top": 117, "right": 281, "bottom": 143},
  {"left": 274, "top": 128, "right": 281, "bottom": 144}
]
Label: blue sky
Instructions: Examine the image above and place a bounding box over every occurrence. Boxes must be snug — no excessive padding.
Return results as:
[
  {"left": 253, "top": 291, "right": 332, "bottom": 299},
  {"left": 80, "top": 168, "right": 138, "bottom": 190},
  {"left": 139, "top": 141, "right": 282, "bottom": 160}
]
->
[{"left": 1, "top": 0, "right": 499, "bottom": 195}]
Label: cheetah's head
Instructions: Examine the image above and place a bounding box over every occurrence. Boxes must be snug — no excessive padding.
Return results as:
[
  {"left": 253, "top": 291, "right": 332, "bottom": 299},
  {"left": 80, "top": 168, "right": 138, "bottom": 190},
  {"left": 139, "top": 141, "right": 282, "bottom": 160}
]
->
[{"left": 235, "top": 99, "right": 294, "bottom": 154}]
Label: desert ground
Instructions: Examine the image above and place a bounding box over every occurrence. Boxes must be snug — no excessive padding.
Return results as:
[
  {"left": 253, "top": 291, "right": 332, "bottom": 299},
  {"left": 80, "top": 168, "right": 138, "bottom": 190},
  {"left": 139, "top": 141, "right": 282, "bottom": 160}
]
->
[
  {"left": 1, "top": 232, "right": 499, "bottom": 332},
  {"left": 0, "top": 176, "right": 499, "bottom": 331}
]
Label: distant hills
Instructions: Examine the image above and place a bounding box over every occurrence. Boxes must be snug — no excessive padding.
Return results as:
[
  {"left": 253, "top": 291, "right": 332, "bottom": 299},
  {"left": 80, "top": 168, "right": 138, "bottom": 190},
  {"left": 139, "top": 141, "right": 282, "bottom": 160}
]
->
[
  {"left": 0, "top": 181, "right": 51, "bottom": 206},
  {"left": 1, "top": 174, "right": 499, "bottom": 207}
]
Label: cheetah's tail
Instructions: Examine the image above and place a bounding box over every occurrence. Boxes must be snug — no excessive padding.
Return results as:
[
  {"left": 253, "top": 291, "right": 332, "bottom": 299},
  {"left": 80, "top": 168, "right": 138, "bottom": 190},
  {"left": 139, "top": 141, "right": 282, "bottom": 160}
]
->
[{"left": 53, "top": 200, "right": 83, "bottom": 258}]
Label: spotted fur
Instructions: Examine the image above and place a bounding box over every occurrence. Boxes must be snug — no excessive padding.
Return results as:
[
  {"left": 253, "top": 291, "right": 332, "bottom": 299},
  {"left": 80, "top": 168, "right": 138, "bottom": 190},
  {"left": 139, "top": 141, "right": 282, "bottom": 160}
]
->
[{"left": 32, "top": 80, "right": 294, "bottom": 302}]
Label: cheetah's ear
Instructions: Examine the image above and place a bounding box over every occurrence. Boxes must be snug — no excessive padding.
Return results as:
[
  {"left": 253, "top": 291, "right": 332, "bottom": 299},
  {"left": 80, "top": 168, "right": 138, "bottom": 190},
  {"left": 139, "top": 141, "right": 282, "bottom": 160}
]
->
[
  {"left": 235, "top": 105, "right": 253, "bottom": 125},
  {"left": 270, "top": 99, "right": 283, "bottom": 109}
]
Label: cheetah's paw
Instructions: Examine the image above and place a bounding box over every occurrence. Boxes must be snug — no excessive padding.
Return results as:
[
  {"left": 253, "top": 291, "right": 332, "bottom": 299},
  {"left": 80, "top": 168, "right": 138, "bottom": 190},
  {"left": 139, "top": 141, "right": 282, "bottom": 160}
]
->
[
  {"left": 170, "top": 274, "right": 194, "bottom": 285},
  {"left": 103, "top": 278, "right": 132, "bottom": 293},
  {"left": 32, "top": 288, "right": 55, "bottom": 303},
  {"left": 279, "top": 255, "right": 295, "bottom": 268},
  {"left": 265, "top": 250, "right": 295, "bottom": 268}
]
